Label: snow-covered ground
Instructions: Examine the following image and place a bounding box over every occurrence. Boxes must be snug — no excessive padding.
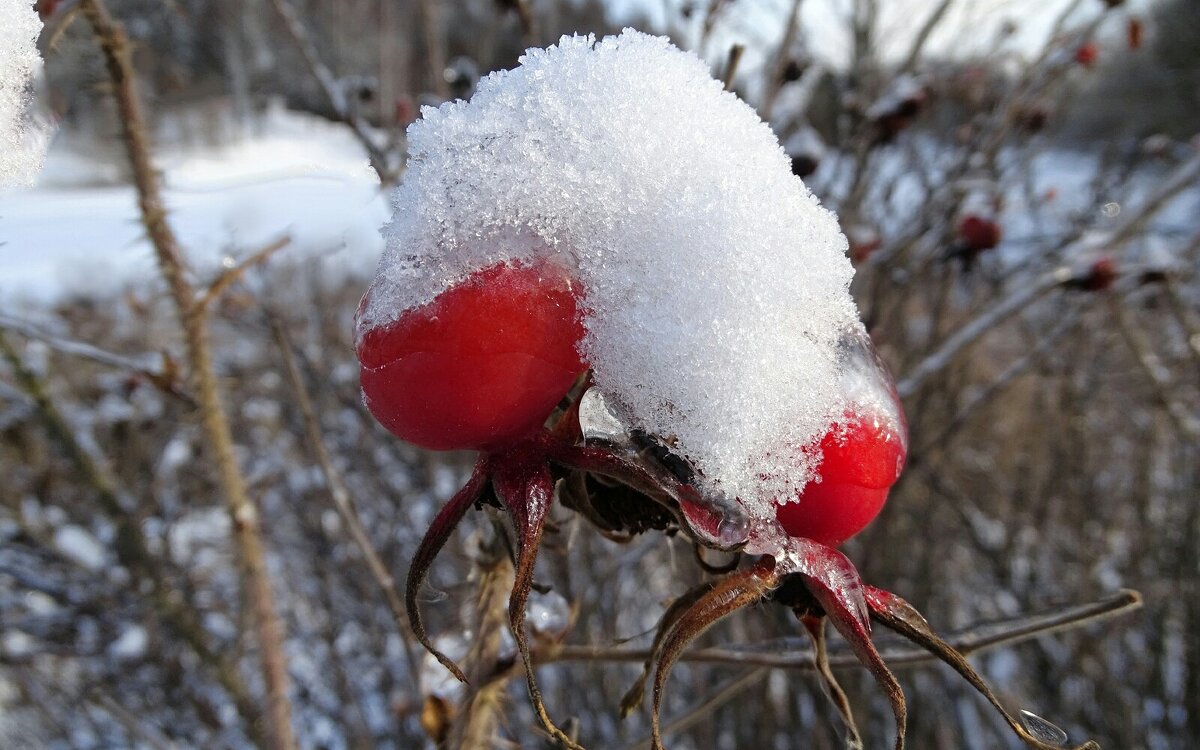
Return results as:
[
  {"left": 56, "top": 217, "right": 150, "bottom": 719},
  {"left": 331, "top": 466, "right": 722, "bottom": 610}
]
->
[{"left": 0, "top": 103, "right": 387, "bottom": 305}]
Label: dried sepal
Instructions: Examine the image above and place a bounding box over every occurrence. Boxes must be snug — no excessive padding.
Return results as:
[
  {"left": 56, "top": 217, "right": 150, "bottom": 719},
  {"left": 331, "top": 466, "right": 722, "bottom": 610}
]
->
[
  {"left": 548, "top": 441, "right": 746, "bottom": 551},
  {"left": 787, "top": 540, "right": 906, "bottom": 750},
  {"left": 619, "top": 578, "right": 720, "bottom": 718},
  {"left": 799, "top": 613, "right": 864, "bottom": 749},
  {"left": 491, "top": 451, "right": 584, "bottom": 750},
  {"left": 650, "top": 559, "right": 780, "bottom": 750},
  {"left": 863, "top": 585, "right": 1100, "bottom": 750},
  {"left": 405, "top": 457, "right": 490, "bottom": 683}
]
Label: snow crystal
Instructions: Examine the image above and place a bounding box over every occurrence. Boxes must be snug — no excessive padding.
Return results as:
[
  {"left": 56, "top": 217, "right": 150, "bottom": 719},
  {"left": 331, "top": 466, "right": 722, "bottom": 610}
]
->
[
  {"left": 360, "top": 30, "right": 861, "bottom": 517},
  {"left": 0, "top": 0, "right": 45, "bottom": 189}
]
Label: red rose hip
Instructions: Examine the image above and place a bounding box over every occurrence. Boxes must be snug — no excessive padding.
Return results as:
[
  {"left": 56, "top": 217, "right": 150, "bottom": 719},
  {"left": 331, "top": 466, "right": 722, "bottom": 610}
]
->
[
  {"left": 775, "top": 328, "right": 908, "bottom": 546},
  {"left": 356, "top": 261, "right": 586, "bottom": 451},
  {"left": 775, "top": 411, "right": 907, "bottom": 546}
]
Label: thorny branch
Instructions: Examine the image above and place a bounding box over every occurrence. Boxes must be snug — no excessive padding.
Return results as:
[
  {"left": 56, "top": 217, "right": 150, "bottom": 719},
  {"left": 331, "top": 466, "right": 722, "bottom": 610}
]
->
[{"left": 77, "top": 2, "right": 297, "bottom": 747}]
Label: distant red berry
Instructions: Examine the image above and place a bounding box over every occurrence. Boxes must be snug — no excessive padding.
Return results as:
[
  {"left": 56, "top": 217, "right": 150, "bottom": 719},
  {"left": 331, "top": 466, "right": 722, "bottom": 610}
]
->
[
  {"left": 1075, "top": 42, "right": 1099, "bottom": 68},
  {"left": 1081, "top": 257, "right": 1118, "bottom": 292},
  {"left": 957, "top": 215, "right": 1002, "bottom": 253},
  {"left": 356, "top": 261, "right": 586, "bottom": 451}
]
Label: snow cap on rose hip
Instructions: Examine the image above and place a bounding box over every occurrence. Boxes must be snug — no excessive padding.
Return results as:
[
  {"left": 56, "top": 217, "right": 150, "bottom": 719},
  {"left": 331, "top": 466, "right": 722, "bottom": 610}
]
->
[{"left": 357, "top": 29, "right": 864, "bottom": 521}]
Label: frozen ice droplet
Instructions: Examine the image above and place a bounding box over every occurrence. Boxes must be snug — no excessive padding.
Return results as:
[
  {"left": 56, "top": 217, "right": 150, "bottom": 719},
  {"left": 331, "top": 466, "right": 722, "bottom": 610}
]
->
[
  {"left": 715, "top": 510, "right": 750, "bottom": 547},
  {"left": 578, "top": 387, "right": 631, "bottom": 446},
  {"left": 1018, "top": 710, "right": 1069, "bottom": 746}
]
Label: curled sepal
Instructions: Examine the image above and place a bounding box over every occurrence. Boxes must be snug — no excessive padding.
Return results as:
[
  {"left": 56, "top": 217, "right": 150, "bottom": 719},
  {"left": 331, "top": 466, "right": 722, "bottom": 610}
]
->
[
  {"left": 405, "top": 457, "right": 490, "bottom": 683},
  {"left": 650, "top": 559, "right": 781, "bottom": 750},
  {"left": 799, "top": 614, "right": 864, "bottom": 750},
  {"left": 619, "top": 579, "right": 719, "bottom": 718},
  {"left": 863, "top": 585, "right": 1101, "bottom": 750},
  {"left": 491, "top": 450, "right": 584, "bottom": 750},
  {"left": 786, "top": 539, "right": 906, "bottom": 750}
]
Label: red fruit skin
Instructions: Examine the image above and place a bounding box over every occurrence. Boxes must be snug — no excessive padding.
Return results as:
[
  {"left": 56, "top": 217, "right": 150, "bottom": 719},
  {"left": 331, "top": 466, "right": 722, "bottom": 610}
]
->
[
  {"left": 776, "top": 414, "right": 907, "bottom": 547},
  {"left": 357, "top": 262, "right": 585, "bottom": 451}
]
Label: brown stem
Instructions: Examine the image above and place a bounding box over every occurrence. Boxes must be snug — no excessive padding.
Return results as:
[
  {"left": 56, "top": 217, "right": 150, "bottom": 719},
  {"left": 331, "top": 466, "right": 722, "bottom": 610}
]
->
[
  {"left": 722, "top": 44, "right": 745, "bottom": 92},
  {"left": 758, "top": 0, "right": 805, "bottom": 121},
  {"left": 0, "top": 313, "right": 192, "bottom": 405},
  {"left": 197, "top": 236, "right": 290, "bottom": 312},
  {"left": 800, "top": 614, "right": 863, "bottom": 749},
  {"left": 416, "top": 0, "right": 450, "bottom": 100},
  {"left": 77, "top": 3, "right": 296, "bottom": 747},
  {"left": 1107, "top": 295, "right": 1200, "bottom": 438}
]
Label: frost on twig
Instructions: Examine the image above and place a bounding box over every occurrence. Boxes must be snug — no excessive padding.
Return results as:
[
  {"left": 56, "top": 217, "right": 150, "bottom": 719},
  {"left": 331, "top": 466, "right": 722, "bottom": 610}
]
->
[{"left": 0, "top": 0, "right": 47, "bottom": 189}]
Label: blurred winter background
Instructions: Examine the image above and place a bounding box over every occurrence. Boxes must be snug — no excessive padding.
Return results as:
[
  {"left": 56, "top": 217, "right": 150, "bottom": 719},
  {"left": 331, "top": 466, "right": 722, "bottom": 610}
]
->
[{"left": 1, "top": 0, "right": 1198, "bottom": 748}]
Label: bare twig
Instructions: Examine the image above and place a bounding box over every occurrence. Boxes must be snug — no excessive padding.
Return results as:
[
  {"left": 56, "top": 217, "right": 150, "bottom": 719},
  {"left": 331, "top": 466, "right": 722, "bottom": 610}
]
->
[
  {"left": 511, "top": 0, "right": 540, "bottom": 46},
  {"left": 900, "top": 154, "right": 1200, "bottom": 398},
  {"left": 88, "top": 690, "right": 181, "bottom": 750},
  {"left": 416, "top": 0, "right": 450, "bottom": 100},
  {"left": 267, "top": 0, "right": 397, "bottom": 184},
  {"left": 912, "top": 312, "right": 1079, "bottom": 456},
  {"left": 0, "top": 331, "right": 267, "bottom": 747},
  {"left": 0, "top": 313, "right": 192, "bottom": 405},
  {"left": 1161, "top": 276, "right": 1200, "bottom": 368},
  {"left": 77, "top": 2, "right": 297, "bottom": 747},
  {"left": 1107, "top": 297, "right": 1200, "bottom": 439},
  {"left": 196, "top": 236, "right": 290, "bottom": 312},
  {"left": 447, "top": 543, "right": 515, "bottom": 749},
  {"left": 621, "top": 667, "right": 769, "bottom": 750},
  {"left": 535, "top": 589, "right": 1141, "bottom": 671},
  {"left": 267, "top": 311, "right": 425, "bottom": 695},
  {"left": 897, "top": 266, "right": 1071, "bottom": 398},
  {"left": 699, "top": 0, "right": 732, "bottom": 52},
  {"left": 758, "top": 0, "right": 805, "bottom": 121},
  {"left": 722, "top": 44, "right": 745, "bottom": 91},
  {"left": 899, "top": 0, "right": 953, "bottom": 75}
]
